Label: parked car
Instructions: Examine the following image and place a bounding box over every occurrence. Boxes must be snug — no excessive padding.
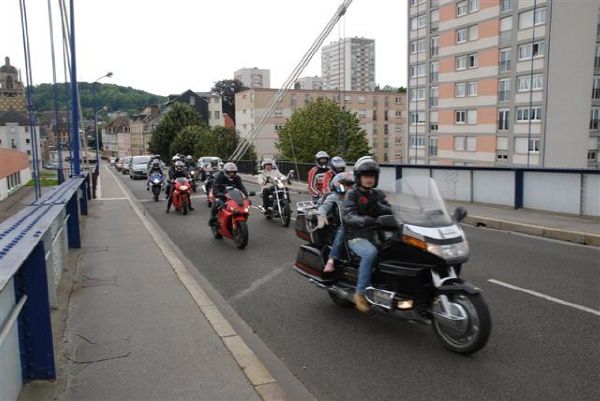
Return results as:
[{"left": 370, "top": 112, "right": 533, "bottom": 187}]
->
[
  {"left": 45, "top": 162, "right": 61, "bottom": 170},
  {"left": 129, "top": 155, "right": 152, "bottom": 179},
  {"left": 120, "top": 156, "right": 132, "bottom": 174},
  {"left": 109, "top": 157, "right": 116, "bottom": 166}
]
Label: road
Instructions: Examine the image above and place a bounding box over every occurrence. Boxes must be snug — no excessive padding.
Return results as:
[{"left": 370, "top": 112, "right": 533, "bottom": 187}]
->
[{"left": 110, "top": 168, "right": 599, "bottom": 401}]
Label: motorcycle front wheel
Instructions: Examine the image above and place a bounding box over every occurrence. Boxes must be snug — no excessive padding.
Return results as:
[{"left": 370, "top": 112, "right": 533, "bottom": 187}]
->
[
  {"left": 280, "top": 200, "right": 292, "bottom": 227},
  {"left": 432, "top": 292, "right": 491, "bottom": 355},
  {"left": 152, "top": 186, "right": 160, "bottom": 201},
  {"left": 233, "top": 221, "right": 249, "bottom": 249},
  {"left": 182, "top": 197, "right": 189, "bottom": 215}
]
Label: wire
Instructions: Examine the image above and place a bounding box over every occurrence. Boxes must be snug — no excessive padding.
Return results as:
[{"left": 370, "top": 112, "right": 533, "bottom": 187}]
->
[{"left": 47, "top": 0, "right": 64, "bottom": 183}]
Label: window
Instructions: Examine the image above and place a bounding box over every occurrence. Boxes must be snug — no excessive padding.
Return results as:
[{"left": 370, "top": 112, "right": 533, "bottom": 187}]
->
[
  {"left": 519, "top": 7, "right": 546, "bottom": 29},
  {"left": 357, "top": 109, "right": 368, "bottom": 118},
  {"left": 588, "top": 151, "right": 598, "bottom": 161},
  {"left": 469, "top": 25, "right": 479, "bottom": 41},
  {"left": 514, "top": 138, "right": 540, "bottom": 153},
  {"left": 411, "top": 88, "right": 426, "bottom": 101},
  {"left": 455, "top": 110, "right": 466, "bottom": 124},
  {"left": 454, "top": 136, "right": 465, "bottom": 151},
  {"left": 499, "top": 78, "right": 511, "bottom": 101},
  {"left": 467, "top": 109, "right": 477, "bottom": 124},
  {"left": 357, "top": 95, "right": 366, "bottom": 104},
  {"left": 500, "top": 48, "right": 511, "bottom": 71},
  {"left": 497, "top": 137, "right": 509, "bottom": 151},
  {"left": 410, "top": 136, "right": 426, "bottom": 148},
  {"left": 468, "top": 0, "right": 479, "bottom": 13},
  {"left": 395, "top": 110, "right": 402, "bottom": 117},
  {"left": 26, "top": 138, "right": 30, "bottom": 144},
  {"left": 214, "top": 110, "right": 220, "bottom": 120},
  {"left": 466, "top": 136, "right": 477, "bottom": 151},
  {"left": 430, "top": 111, "right": 439, "bottom": 131},
  {"left": 456, "top": 28, "right": 467, "bottom": 44},
  {"left": 431, "top": 10, "right": 440, "bottom": 23},
  {"left": 395, "top": 97, "right": 402, "bottom": 104},
  {"left": 593, "top": 76, "right": 600, "bottom": 100},
  {"left": 411, "top": 40, "right": 425, "bottom": 54},
  {"left": 456, "top": 55, "right": 467, "bottom": 70},
  {"left": 595, "top": 46, "right": 600, "bottom": 69},
  {"left": 274, "top": 108, "right": 283, "bottom": 117},
  {"left": 410, "top": 0, "right": 426, "bottom": 5},
  {"left": 410, "top": 111, "right": 426, "bottom": 125},
  {"left": 430, "top": 61, "right": 439, "bottom": 82},
  {"left": 274, "top": 124, "right": 283, "bottom": 131},
  {"left": 384, "top": 110, "right": 389, "bottom": 121},
  {"left": 429, "top": 137, "right": 438, "bottom": 156},
  {"left": 590, "top": 109, "right": 599, "bottom": 130},
  {"left": 430, "top": 86, "right": 439, "bottom": 107},
  {"left": 189, "top": 96, "right": 195, "bottom": 106},
  {"left": 455, "top": 82, "right": 466, "bottom": 97},
  {"left": 454, "top": 136, "right": 476, "bottom": 151},
  {"left": 431, "top": 36, "right": 439, "bottom": 57},
  {"left": 517, "top": 74, "right": 544, "bottom": 92},
  {"left": 411, "top": 15, "right": 426, "bottom": 30},
  {"left": 468, "top": 53, "right": 478, "bottom": 68},
  {"left": 457, "top": 1, "right": 468, "bottom": 16},
  {"left": 498, "top": 109, "right": 510, "bottom": 130},
  {"left": 500, "top": 0, "right": 512, "bottom": 12},
  {"left": 518, "top": 41, "right": 544, "bottom": 60},
  {"left": 410, "top": 64, "right": 426, "bottom": 78},
  {"left": 516, "top": 106, "right": 543, "bottom": 122},
  {"left": 457, "top": 25, "right": 480, "bottom": 44},
  {"left": 500, "top": 16, "right": 513, "bottom": 32},
  {"left": 467, "top": 81, "right": 478, "bottom": 96}
]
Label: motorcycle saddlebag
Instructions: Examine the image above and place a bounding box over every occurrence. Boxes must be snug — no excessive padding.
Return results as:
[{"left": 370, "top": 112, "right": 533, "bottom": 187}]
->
[
  {"left": 293, "top": 245, "right": 329, "bottom": 281},
  {"left": 294, "top": 212, "right": 311, "bottom": 242}
]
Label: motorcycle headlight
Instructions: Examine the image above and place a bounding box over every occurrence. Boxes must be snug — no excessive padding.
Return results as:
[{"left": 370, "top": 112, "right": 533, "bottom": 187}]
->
[
  {"left": 190, "top": 171, "right": 195, "bottom": 176},
  {"left": 427, "top": 241, "right": 469, "bottom": 260},
  {"left": 277, "top": 182, "right": 284, "bottom": 189},
  {"left": 180, "top": 185, "right": 188, "bottom": 191},
  {"left": 153, "top": 179, "right": 160, "bottom": 184}
]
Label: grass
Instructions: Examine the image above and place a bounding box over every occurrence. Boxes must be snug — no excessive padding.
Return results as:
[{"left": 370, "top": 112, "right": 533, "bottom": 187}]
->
[{"left": 25, "top": 178, "right": 58, "bottom": 187}]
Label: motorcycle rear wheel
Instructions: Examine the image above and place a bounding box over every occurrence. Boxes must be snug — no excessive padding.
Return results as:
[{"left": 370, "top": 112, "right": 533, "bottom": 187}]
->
[
  {"left": 432, "top": 292, "right": 491, "bottom": 355},
  {"left": 233, "top": 221, "right": 249, "bottom": 249}
]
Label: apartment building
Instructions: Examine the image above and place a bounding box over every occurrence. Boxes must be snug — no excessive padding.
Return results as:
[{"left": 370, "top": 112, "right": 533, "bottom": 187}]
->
[
  {"left": 130, "top": 105, "right": 161, "bottom": 156},
  {"left": 0, "top": 111, "right": 41, "bottom": 165},
  {"left": 407, "top": 0, "right": 600, "bottom": 168},
  {"left": 234, "top": 68, "right": 271, "bottom": 89},
  {"left": 235, "top": 88, "right": 406, "bottom": 163},
  {"left": 163, "top": 90, "right": 224, "bottom": 128},
  {"left": 295, "top": 76, "right": 323, "bottom": 90},
  {"left": 322, "top": 37, "right": 376, "bottom": 92},
  {"left": 101, "top": 116, "right": 130, "bottom": 158}
]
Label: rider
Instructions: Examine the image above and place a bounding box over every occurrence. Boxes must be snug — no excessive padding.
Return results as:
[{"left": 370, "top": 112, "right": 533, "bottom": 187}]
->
[
  {"left": 208, "top": 162, "right": 249, "bottom": 226},
  {"left": 166, "top": 160, "right": 194, "bottom": 212},
  {"left": 164, "top": 155, "right": 181, "bottom": 198},
  {"left": 322, "top": 156, "right": 346, "bottom": 194},
  {"left": 184, "top": 155, "right": 195, "bottom": 170},
  {"left": 146, "top": 161, "right": 163, "bottom": 191},
  {"left": 307, "top": 151, "right": 330, "bottom": 202},
  {"left": 257, "top": 159, "right": 286, "bottom": 215},
  {"left": 317, "top": 172, "right": 354, "bottom": 273},
  {"left": 342, "top": 156, "right": 392, "bottom": 313}
]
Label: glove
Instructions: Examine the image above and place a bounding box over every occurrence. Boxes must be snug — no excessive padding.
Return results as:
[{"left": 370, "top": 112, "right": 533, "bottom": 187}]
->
[
  {"left": 363, "top": 216, "right": 377, "bottom": 226},
  {"left": 317, "top": 215, "right": 327, "bottom": 229}
]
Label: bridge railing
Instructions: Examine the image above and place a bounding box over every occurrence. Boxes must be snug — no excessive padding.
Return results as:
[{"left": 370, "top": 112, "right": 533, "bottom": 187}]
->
[{"left": 0, "top": 173, "right": 91, "bottom": 401}]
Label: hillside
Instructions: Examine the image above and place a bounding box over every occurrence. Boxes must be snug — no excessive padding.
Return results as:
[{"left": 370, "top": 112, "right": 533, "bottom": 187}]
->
[{"left": 32, "top": 82, "right": 166, "bottom": 119}]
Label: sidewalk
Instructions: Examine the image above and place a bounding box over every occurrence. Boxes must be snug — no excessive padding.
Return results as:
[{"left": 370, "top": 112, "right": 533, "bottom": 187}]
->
[
  {"left": 239, "top": 173, "right": 600, "bottom": 246},
  {"left": 21, "top": 167, "right": 284, "bottom": 401}
]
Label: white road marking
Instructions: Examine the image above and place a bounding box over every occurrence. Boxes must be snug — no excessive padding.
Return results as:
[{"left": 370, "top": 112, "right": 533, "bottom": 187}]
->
[
  {"left": 229, "top": 266, "right": 287, "bottom": 303},
  {"left": 98, "top": 197, "right": 127, "bottom": 201},
  {"left": 488, "top": 279, "right": 600, "bottom": 317}
]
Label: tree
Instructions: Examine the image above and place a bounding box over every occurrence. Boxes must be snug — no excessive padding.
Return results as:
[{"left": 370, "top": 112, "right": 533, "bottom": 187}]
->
[
  {"left": 149, "top": 103, "right": 204, "bottom": 159},
  {"left": 211, "top": 79, "right": 248, "bottom": 122},
  {"left": 195, "top": 126, "right": 257, "bottom": 161},
  {"left": 170, "top": 125, "right": 209, "bottom": 156},
  {"left": 276, "top": 98, "right": 371, "bottom": 163}
]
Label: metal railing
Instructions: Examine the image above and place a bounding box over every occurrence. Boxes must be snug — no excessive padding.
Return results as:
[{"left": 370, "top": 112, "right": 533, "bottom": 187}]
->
[{"left": 0, "top": 172, "right": 91, "bottom": 401}]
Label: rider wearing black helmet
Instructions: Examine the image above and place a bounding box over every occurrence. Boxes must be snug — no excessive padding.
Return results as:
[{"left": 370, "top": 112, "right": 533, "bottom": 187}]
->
[
  {"left": 166, "top": 160, "right": 194, "bottom": 212},
  {"left": 342, "top": 156, "right": 392, "bottom": 313},
  {"left": 146, "top": 160, "right": 163, "bottom": 191},
  {"left": 208, "top": 162, "right": 249, "bottom": 226}
]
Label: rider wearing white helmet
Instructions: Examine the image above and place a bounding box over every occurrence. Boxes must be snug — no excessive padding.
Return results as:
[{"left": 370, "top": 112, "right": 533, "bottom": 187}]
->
[{"left": 208, "top": 162, "right": 249, "bottom": 226}]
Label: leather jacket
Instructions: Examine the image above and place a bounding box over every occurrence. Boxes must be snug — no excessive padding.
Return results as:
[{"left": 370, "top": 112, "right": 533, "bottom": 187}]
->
[{"left": 342, "top": 186, "right": 392, "bottom": 242}]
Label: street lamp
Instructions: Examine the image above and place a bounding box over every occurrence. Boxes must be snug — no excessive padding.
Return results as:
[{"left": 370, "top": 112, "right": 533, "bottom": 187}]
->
[{"left": 92, "top": 71, "right": 112, "bottom": 198}]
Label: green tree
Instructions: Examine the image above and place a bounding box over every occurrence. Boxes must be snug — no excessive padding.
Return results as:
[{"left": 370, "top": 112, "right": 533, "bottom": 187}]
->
[
  {"left": 149, "top": 103, "right": 204, "bottom": 159},
  {"left": 170, "top": 125, "right": 209, "bottom": 156},
  {"left": 211, "top": 79, "right": 248, "bottom": 122},
  {"left": 195, "top": 126, "right": 257, "bottom": 161},
  {"left": 276, "top": 98, "right": 370, "bottom": 162}
]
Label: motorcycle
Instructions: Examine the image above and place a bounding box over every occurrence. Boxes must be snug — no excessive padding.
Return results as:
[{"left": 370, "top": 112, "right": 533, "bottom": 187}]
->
[
  {"left": 148, "top": 172, "right": 164, "bottom": 202},
  {"left": 171, "top": 177, "right": 192, "bottom": 215},
  {"left": 293, "top": 176, "right": 491, "bottom": 354},
  {"left": 203, "top": 171, "right": 216, "bottom": 207},
  {"left": 209, "top": 186, "right": 255, "bottom": 249},
  {"left": 188, "top": 168, "right": 198, "bottom": 193},
  {"left": 258, "top": 171, "right": 294, "bottom": 227}
]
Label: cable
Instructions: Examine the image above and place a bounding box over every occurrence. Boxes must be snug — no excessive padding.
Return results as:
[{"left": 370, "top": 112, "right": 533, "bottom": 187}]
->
[{"left": 47, "top": 0, "right": 64, "bottom": 183}]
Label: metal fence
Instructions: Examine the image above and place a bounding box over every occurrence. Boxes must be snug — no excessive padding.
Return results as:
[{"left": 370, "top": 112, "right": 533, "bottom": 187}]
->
[{"left": 0, "top": 173, "right": 90, "bottom": 401}]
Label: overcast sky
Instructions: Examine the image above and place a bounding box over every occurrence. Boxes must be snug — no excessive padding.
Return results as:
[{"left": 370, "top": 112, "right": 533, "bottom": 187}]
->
[{"left": 1, "top": 0, "right": 407, "bottom": 96}]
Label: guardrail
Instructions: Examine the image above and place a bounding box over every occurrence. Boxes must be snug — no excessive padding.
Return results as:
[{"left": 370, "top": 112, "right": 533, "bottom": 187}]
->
[
  {"left": 0, "top": 173, "right": 91, "bottom": 401},
  {"left": 236, "top": 161, "right": 600, "bottom": 216}
]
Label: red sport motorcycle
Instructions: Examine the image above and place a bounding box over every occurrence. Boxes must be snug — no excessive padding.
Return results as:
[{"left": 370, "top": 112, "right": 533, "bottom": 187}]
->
[
  {"left": 209, "top": 186, "right": 254, "bottom": 249},
  {"left": 171, "top": 177, "right": 192, "bottom": 215}
]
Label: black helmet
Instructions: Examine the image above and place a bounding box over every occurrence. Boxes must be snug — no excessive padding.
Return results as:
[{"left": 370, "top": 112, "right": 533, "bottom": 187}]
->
[
  {"left": 152, "top": 161, "right": 159, "bottom": 168},
  {"left": 329, "top": 156, "right": 346, "bottom": 174},
  {"left": 315, "top": 151, "right": 330, "bottom": 168},
  {"left": 353, "top": 156, "right": 379, "bottom": 188},
  {"left": 329, "top": 172, "right": 354, "bottom": 193},
  {"left": 210, "top": 159, "right": 219, "bottom": 167}
]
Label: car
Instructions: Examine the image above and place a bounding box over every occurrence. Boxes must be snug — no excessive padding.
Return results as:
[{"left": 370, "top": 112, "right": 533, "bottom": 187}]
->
[
  {"left": 109, "top": 157, "right": 116, "bottom": 166},
  {"left": 197, "top": 156, "right": 223, "bottom": 180},
  {"left": 120, "top": 156, "right": 132, "bottom": 174},
  {"left": 45, "top": 162, "right": 61, "bottom": 170},
  {"left": 129, "top": 155, "right": 152, "bottom": 179}
]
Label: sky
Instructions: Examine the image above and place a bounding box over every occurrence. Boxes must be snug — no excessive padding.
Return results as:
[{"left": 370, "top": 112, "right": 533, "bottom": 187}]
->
[{"left": 1, "top": 0, "right": 407, "bottom": 96}]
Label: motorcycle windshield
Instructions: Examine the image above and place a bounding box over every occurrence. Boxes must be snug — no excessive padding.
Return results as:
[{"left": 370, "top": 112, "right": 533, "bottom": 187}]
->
[
  {"left": 175, "top": 177, "right": 188, "bottom": 184},
  {"left": 394, "top": 176, "right": 452, "bottom": 227},
  {"left": 150, "top": 173, "right": 162, "bottom": 180},
  {"left": 227, "top": 189, "right": 245, "bottom": 206}
]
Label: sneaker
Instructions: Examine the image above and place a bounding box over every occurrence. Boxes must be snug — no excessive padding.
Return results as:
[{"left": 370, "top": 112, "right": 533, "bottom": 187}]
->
[
  {"left": 208, "top": 217, "right": 215, "bottom": 227},
  {"left": 323, "top": 259, "right": 335, "bottom": 273},
  {"left": 354, "top": 293, "right": 371, "bottom": 313}
]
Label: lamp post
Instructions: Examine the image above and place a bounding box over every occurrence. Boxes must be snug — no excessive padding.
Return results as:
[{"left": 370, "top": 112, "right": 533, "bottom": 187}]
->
[{"left": 92, "top": 71, "right": 112, "bottom": 198}]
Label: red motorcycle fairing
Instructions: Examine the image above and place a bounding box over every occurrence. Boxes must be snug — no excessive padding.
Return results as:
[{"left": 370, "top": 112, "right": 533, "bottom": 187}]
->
[
  {"left": 215, "top": 191, "right": 251, "bottom": 239},
  {"left": 172, "top": 177, "right": 192, "bottom": 213}
]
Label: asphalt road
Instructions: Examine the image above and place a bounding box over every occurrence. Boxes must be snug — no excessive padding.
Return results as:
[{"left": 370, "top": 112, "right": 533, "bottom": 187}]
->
[{"left": 113, "top": 170, "right": 599, "bottom": 401}]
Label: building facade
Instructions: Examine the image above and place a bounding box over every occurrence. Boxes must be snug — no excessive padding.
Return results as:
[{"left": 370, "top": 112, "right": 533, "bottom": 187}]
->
[
  {"left": 0, "top": 111, "right": 41, "bottom": 165},
  {"left": 130, "top": 105, "right": 161, "bottom": 156},
  {"left": 235, "top": 88, "right": 406, "bottom": 163},
  {"left": 407, "top": 0, "right": 600, "bottom": 168},
  {"left": 0, "top": 57, "right": 26, "bottom": 113},
  {"left": 0, "top": 148, "right": 31, "bottom": 201},
  {"left": 102, "top": 116, "right": 130, "bottom": 157},
  {"left": 295, "top": 76, "right": 323, "bottom": 90},
  {"left": 234, "top": 68, "right": 271, "bottom": 89},
  {"left": 163, "top": 90, "right": 223, "bottom": 127},
  {"left": 321, "top": 37, "right": 376, "bottom": 92}
]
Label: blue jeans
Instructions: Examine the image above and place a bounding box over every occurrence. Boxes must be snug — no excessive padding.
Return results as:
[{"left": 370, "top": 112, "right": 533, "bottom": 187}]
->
[
  {"left": 329, "top": 225, "right": 345, "bottom": 260},
  {"left": 348, "top": 238, "right": 378, "bottom": 294}
]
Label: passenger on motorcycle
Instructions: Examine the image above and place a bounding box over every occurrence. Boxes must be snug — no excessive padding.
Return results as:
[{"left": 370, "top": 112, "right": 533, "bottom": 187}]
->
[
  {"left": 322, "top": 156, "right": 346, "bottom": 194},
  {"left": 317, "top": 172, "right": 354, "bottom": 273},
  {"left": 208, "top": 162, "right": 249, "bottom": 226},
  {"left": 166, "top": 161, "right": 194, "bottom": 212},
  {"left": 257, "top": 159, "right": 286, "bottom": 215},
  {"left": 342, "top": 156, "right": 392, "bottom": 313},
  {"left": 307, "top": 151, "right": 330, "bottom": 201},
  {"left": 146, "top": 161, "right": 163, "bottom": 191}
]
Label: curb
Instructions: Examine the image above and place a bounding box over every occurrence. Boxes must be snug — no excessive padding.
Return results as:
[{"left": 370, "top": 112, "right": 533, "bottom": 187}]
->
[
  {"left": 109, "top": 167, "right": 289, "bottom": 401},
  {"left": 240, "top": 174, "right": 600, "bottom": 247}
]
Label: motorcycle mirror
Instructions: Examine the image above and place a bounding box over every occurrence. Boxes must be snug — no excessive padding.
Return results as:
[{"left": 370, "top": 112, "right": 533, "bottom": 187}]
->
[
  {"left": 376, "top": 215, "right": 398, "bottom": 229},
  {"left": 249, "top": 191, "right": 256, "bottom": 197},
  {"left": 453, "top": 206, "right": 468, "bottom": 222},
  {"left": 287, "top": 170, "right": 295, "bottom": 179}
]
